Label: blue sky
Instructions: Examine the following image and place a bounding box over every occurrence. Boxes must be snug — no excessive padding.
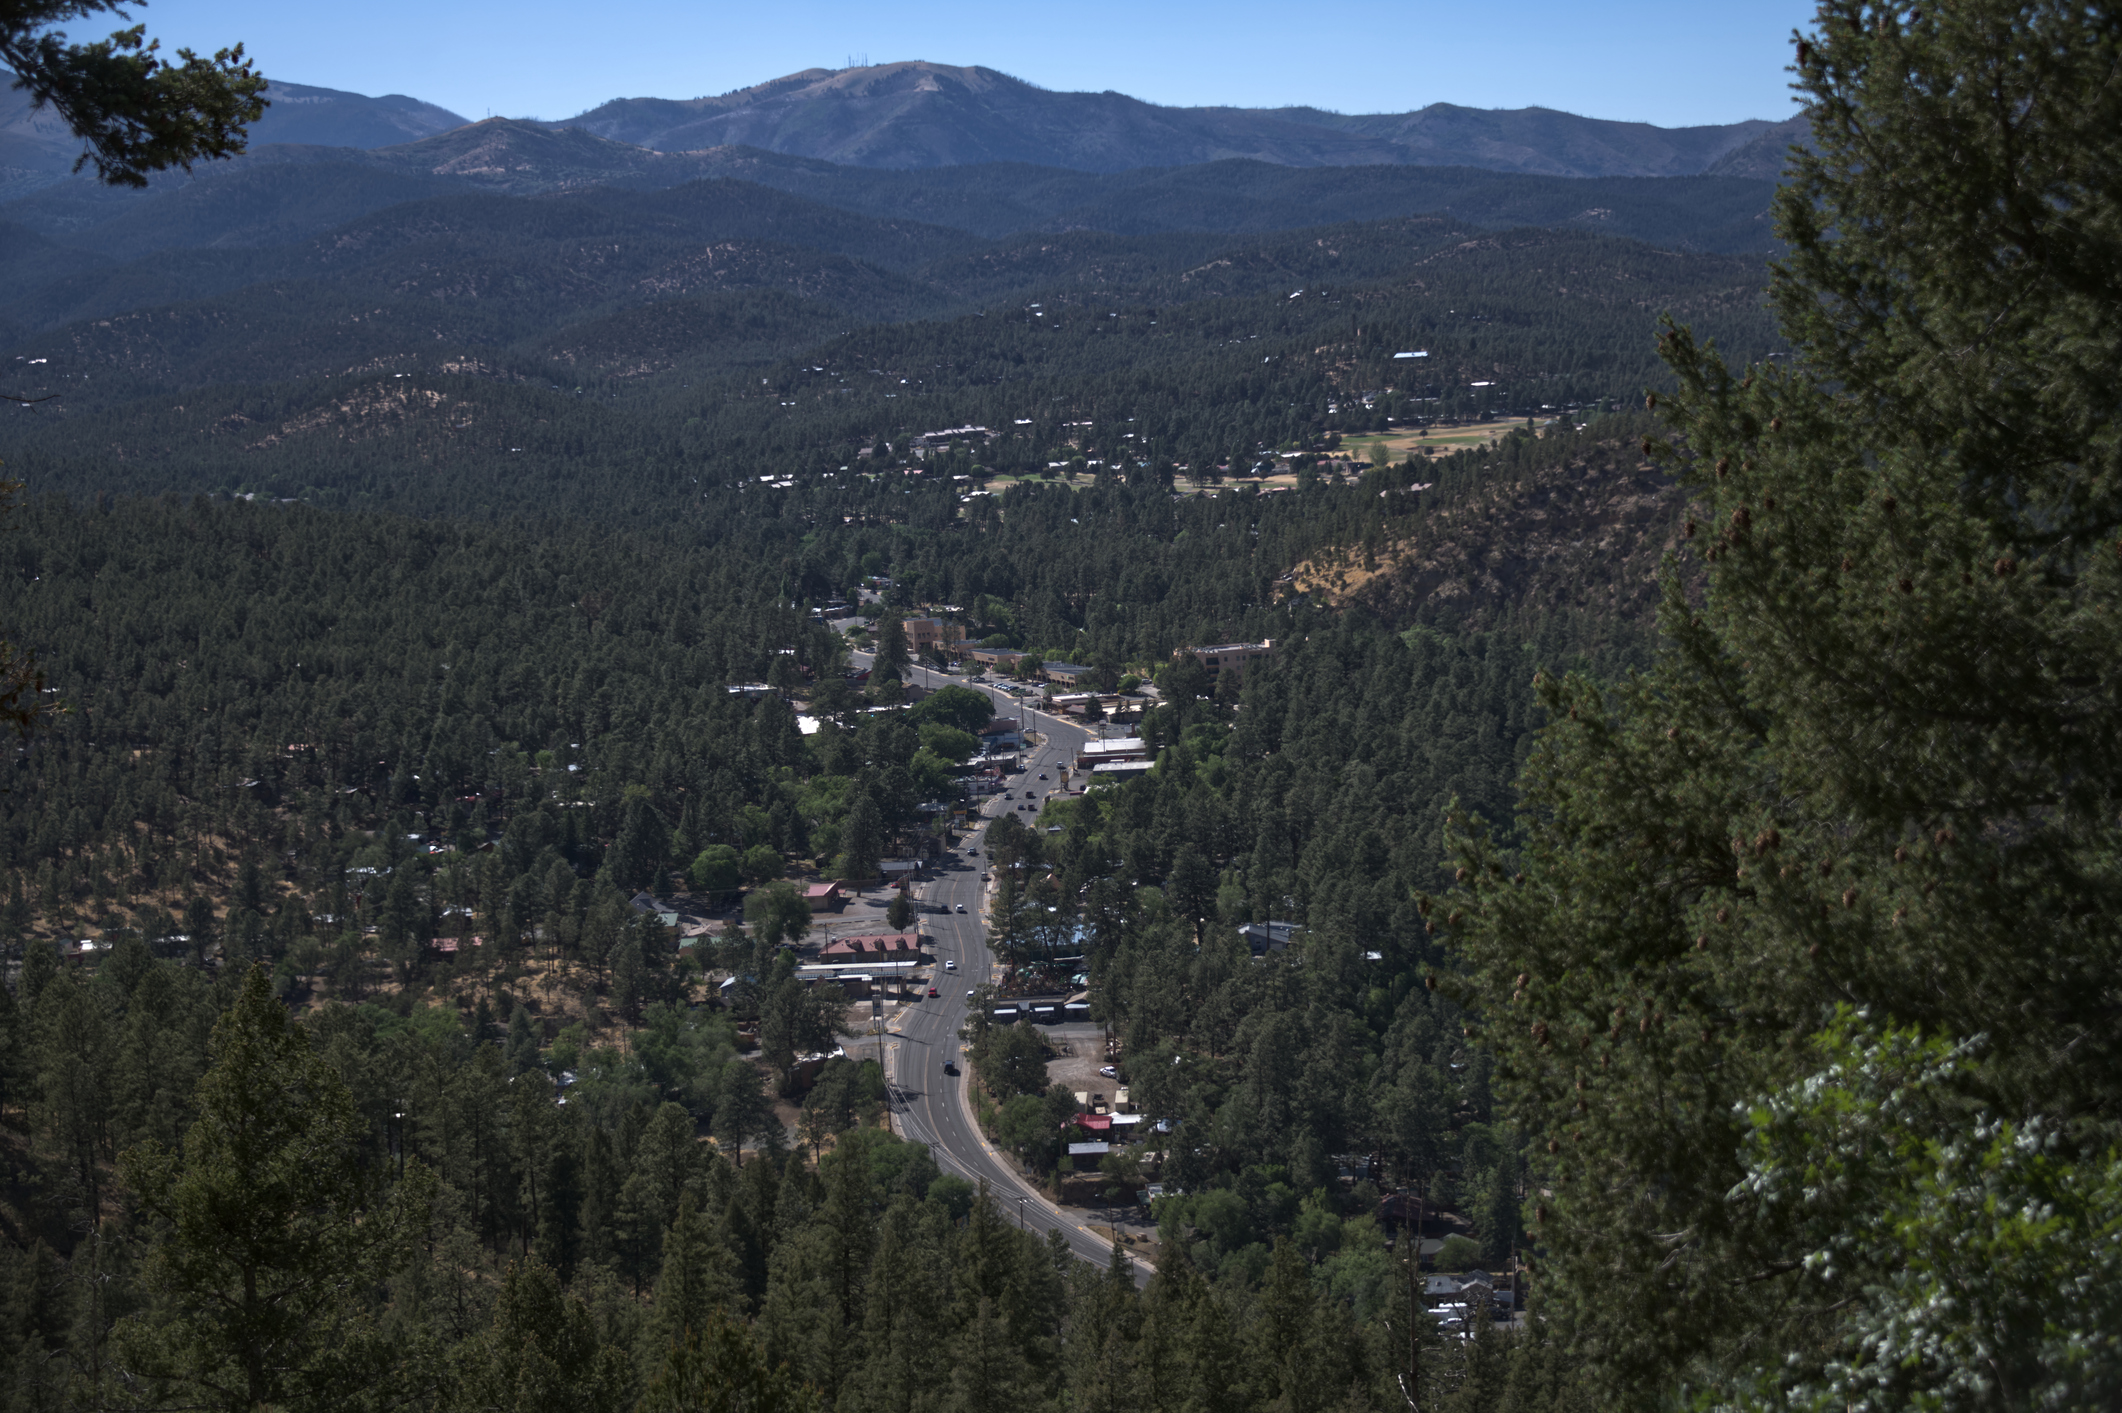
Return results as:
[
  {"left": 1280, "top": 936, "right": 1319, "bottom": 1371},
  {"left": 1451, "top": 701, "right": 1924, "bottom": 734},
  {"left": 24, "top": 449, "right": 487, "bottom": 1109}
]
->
[{"left": 132, "top": 1, "right": 1820, "bottom": 129}]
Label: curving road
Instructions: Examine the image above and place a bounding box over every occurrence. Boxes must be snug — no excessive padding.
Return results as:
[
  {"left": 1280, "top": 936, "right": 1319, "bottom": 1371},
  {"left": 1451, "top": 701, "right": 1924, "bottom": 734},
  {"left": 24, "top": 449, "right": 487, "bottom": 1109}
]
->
[{"left": 840, "top": 654, "right": 1152, "bottom": 1283}]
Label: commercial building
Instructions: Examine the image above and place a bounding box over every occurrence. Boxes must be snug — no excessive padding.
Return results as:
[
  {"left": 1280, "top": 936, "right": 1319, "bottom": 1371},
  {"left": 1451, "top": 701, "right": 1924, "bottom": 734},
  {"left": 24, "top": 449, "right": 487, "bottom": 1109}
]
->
[
  {"left": 901, "top": 617, "right": 966, "bottom": 657},
  {"left": 1076, "top": 738, "right": 1150, "bottom": 769},
  {"left": 1174, "top": 639, "right": 1276, "bottom": 683},
  {"left": 820, "top": 933, "right": 923, "bottom": 959}
]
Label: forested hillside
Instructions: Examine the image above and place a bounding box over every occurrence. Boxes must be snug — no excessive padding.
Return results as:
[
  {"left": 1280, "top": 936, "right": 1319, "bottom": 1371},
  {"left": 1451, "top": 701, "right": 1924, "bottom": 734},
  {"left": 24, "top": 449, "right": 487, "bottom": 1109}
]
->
[
  {"left": 0, "top": 421, "right": 1638, "bottom": 1413},
  {"left": 0, "top": 215, "right": 1774, "bottom": 523}
]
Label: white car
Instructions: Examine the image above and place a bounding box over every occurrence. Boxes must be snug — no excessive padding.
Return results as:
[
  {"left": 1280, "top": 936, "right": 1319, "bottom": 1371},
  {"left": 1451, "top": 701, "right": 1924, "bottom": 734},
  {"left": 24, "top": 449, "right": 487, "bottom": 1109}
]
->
[
  {"left": 1099, "top": 1065, "right": 1118, "bottom": 1078},
  {"left": 945, "top": 959, "right": 957, "bottom": 971}
]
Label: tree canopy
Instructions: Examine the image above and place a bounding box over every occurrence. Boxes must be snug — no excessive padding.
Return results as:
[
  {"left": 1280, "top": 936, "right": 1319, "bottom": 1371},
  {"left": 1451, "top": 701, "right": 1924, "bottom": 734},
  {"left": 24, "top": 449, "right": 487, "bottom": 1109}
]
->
[
  {"left": 1446, "top": 2, "right": 2122, "bottom": 1403},
  {"left": 0, "top": 0, "right": 265, "bottom": 188}
]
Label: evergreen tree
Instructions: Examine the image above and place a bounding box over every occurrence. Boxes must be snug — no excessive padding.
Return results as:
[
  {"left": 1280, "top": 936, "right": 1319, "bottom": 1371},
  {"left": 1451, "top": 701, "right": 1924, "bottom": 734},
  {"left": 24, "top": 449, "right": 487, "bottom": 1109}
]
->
[
  {"left": 639, "top": 1191, "right": 742, "bottom": 1372},
  {"left": 507, "top": 1002, "right": 542, "bottom": 1077},
  {"left": 115, "top": 965, "right": 437, "bottom": 1411},
  {"left": 637, "top": 1309, "right": 819, "bottom": 1413},
  {"left": 450, "top": 1258, "right": 634, "bottom": 1413},
  {"left": 873, "top": 613, "right": 911, "bottom": 685},
  {"left": 1446, "top": 2, "right": 2122, "bottom": 1402}
]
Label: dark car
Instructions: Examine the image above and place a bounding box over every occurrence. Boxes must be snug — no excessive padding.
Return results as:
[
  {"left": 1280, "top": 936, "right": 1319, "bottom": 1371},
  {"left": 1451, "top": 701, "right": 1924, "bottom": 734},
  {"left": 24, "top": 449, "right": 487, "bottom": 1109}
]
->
[
  {"left": 1038, "top": 773, "right": 1048, "bottom": 780},
  {"left": 942, "top": 1061, "right": 959, "bottom": 1076}
]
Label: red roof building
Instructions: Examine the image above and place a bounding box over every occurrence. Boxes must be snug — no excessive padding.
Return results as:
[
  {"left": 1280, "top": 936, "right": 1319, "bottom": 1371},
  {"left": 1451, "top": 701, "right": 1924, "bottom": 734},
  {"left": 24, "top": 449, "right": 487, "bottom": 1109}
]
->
[{"left": 820, "top": 932, "right": 922, "bottom": 959}]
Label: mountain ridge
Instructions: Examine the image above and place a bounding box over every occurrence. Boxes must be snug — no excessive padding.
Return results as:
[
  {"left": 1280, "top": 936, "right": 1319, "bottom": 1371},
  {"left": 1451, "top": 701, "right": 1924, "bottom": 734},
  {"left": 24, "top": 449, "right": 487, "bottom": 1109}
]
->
[
  {"left": 0, "top": 76, "right": 469, "bottom": 200},
  {"left": 557, "top": 61, "right": 1797, "bottom": 177}
]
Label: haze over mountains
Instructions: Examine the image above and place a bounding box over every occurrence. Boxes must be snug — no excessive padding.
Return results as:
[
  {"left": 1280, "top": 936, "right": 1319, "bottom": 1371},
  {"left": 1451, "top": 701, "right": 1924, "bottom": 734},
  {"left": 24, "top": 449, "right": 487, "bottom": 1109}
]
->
[
  {"left": 0, "top": 57, "right": 1800, "bottom": 317},
  {"left": 0, "top": 59, "right": 1804, "bottom": 200},
  {"left": 557, "top": 61, "right": 1801, "bottom": 177},
  {"left": 0, "top": 78, "right": 470, "bottom": 199}
]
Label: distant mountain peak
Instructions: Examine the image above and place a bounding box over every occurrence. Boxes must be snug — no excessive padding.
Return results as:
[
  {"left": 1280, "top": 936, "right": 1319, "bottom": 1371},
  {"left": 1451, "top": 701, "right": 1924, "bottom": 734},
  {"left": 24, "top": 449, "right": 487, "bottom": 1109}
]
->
[{"left": 557, "top": 61, "right": 1794, "bottom": 178}]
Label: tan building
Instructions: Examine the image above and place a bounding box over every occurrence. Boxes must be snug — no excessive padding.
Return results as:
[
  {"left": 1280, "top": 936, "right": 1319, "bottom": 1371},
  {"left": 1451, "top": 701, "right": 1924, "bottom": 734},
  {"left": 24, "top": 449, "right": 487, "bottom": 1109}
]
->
[
  {"left": 902, "top": 617, "right": 967, "bottom": 657},
  {"left": 1174, "top": 639, "right": 1276, "bottom": 683}
]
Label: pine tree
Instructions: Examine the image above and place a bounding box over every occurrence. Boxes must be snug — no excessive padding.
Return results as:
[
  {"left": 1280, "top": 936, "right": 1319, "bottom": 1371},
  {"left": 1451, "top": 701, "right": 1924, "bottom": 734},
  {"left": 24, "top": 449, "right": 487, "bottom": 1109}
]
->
[
  {"left": 115, "top": 965, "right": 436, "bottom": 1411},
  {"left": 451, "top": 1258, "right": 634, "bottom": 1413},
  {"left": 637, "top": 1309, "right": 819, "bottom": 1413},
  {"left": 873, "top": 612, "right": 911, "bottom": 685},
  {"left": 640, "top": 1191, "right": 743, "bottom": 1372},
  {"left": 1446, "top": 2, "right": 2122, "bottom": 1402}
]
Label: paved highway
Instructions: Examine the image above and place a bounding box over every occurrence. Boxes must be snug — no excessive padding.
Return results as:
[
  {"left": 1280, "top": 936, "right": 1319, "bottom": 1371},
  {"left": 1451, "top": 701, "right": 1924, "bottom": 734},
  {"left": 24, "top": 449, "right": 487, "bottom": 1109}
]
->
[{"left": 841, "top": 654, "right": 1152, "bottom": 1283}]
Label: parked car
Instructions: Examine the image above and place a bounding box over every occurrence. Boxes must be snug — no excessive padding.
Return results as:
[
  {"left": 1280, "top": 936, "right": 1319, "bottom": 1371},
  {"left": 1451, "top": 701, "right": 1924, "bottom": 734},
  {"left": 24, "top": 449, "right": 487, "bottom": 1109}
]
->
[{"left": 1099, "top": 1065, "right": 1118, "bottom": 1078}]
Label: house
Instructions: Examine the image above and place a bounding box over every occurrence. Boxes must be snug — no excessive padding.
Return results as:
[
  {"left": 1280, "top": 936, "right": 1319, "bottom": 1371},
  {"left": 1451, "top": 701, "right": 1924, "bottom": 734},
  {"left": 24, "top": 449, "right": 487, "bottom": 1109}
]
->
[
  {"left": 1173, "top": 639, "right": 1276, "bottom": 684},
  {"left": 1071, "top": 1112, "right": 1147, "bottom": 1141},
  {"left": 790, "top": 1047, "right": 845, "bottom": 1088},
  {"left": 914, "top": 424, "right": 993, "bottom": 448},
  {"left": 1038, "top": 661, "right": 1093, "bottom": 687},
  {"left": 967, "top": 647, "right": 1026, "bottom": 671},
  {"left": 880, "top": 860, "right": 924, "bottom": 883},
  {"left": 803, "top": 881, "right": 845, "bottom": 913},
  {"left": 1239, "top": 921, "right": 1300, "bottom": 957}
]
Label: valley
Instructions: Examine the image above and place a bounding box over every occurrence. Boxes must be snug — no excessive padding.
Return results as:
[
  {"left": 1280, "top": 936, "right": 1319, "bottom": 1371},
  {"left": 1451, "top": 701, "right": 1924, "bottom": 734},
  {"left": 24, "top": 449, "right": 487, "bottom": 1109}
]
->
[{"left": 10, "top": 16, "right": 2099, "bottom": 1409}]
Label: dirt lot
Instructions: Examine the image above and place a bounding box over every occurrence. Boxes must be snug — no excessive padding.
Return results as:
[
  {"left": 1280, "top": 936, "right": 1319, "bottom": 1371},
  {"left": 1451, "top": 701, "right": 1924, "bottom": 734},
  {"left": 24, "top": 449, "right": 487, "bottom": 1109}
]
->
[{"left": 1041, "top": 1024, "right": 1119, "bottom": 1101}]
